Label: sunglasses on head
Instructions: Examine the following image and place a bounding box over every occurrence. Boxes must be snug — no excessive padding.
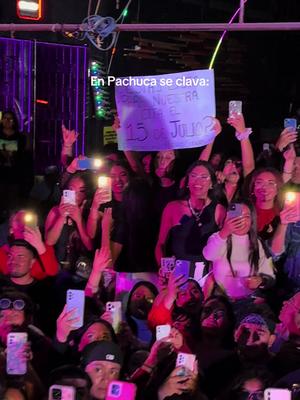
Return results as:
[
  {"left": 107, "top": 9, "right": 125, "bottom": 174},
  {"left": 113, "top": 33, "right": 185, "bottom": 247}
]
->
[{"left": 0, "top": 298, "right": 25, "bottom": 311}]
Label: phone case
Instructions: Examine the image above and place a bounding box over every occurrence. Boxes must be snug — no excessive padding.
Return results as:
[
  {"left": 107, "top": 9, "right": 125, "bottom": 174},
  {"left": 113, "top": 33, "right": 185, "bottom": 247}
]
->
[
  {"left": 264, "top": 388, "right": 291, "bottom": 400},
  {"left": 174, "top": 260, "right": 191, "bottom": 279},
  {"left": 227, "top": 203, "right": 243, "bottom": 219},
  {"left": 63, "top": 190, "right": 76, "bottom": 205},
  {"left": 160, "top": 257, "right": 175, "bottom": 275},
  {"left": 284, "top": 118, "right": 297, "bottom": 130},
  {"left": 49, "top": 385, "right": 76, "bottom": 400},
  {"left": 66, "top": 290, "right": 85, "bottom": 329},
  {"left": 156, "top": 324, "right": 171, "bottom": 341},
  {"left": 176, "top": 352, "right": 196, "bottom": 372},
  {"left": 106, "top": 381, "right": 137, "bottom": 400},
  {"left": 106, "top": 301, "right": 122, "bottom": 331},
  {"left": 229, "top": 100, "right": 242, "bottom": 117},
  {"left": 6, "top": 332, "right": 28, "bottom": 375}
]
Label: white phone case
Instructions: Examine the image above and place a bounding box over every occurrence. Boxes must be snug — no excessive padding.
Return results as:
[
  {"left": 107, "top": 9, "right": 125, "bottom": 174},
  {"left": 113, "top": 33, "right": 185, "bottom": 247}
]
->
[
  {"left": 106, "top": 301, "right": 122, "bottom": 331},
  {"left": 49, "top": 385, "right": 76, "bottom": 400},
  {"left": 176, "top": 352, "right": 196, "bottom": 372},
  {"left": 97, "top": 176, "right": 112, "bottom": 202},
  {"left": 66, "top": 289, "right": 85, "bottom": 329},
  {"left": 156, "top": 324, "right": 171, "bottom": 341},
  {"left": 264, "top": 388, "right": 291, "bottom": 400},
  {"left": 6, "top": 332, "right": 28, "bottom": 375},
  {"left": 63, "top": 190, "right": 76, "bottom": 205}
]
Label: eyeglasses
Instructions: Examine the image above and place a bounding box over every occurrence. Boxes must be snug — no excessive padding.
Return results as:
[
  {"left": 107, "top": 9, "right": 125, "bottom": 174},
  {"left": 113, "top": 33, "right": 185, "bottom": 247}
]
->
[
  {"left": 202, "top": 307, "right": 225, "bottom": 320},
  {"left": 239, "top": 391, "right": 264, "bottom": 400},
  {"left": 0, "top": 298, "right": 25, "bottom": 311},
  {"left": 225, "top": 160, "right": 242, "bottom": 168},
  {"left": 189, "top": 174, "right": 211, "bottom": 181},
  {"left": 254, "top": 180, "right": 277, "bottom": 189}
]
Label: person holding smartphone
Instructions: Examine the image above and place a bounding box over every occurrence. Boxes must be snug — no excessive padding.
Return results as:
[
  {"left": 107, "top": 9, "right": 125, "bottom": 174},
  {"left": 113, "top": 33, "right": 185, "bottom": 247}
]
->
[
  {"left": 45, "top": 172, "right": 92, "bottom": 270},
  {"left": 203, "top": 200, "right": 275, "bottom": 311}
]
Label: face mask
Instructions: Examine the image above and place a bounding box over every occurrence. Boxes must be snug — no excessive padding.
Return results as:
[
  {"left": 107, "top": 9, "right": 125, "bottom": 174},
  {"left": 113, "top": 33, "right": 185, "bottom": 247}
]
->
[
  {"left": 238, "top": 343, "right": 269, "bottom": 362},
  {"left": 129, "top": 298, "right": 153, "bottom": 319}
]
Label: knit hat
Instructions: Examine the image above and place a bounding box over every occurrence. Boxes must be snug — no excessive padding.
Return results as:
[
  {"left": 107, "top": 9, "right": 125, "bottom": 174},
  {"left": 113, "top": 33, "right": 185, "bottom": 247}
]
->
[
  {"left": 81, "top": 341, "right": 123, "bottom": 369},
  {"left": 239, "top": 313, "right": 276, "bottom": 333}
]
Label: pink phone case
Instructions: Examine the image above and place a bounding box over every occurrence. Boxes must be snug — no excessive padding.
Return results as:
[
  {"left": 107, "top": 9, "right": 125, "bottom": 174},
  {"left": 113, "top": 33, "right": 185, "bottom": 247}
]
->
[{"left": 106, "top": 381, "right": 136, "bottom": 400}]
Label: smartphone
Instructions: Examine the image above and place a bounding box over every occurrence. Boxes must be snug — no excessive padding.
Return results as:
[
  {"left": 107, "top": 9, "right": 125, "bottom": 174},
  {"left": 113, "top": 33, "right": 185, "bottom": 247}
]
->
[
  {"left": 48, "top": 385, "right": 76, "bottom": 400},
  {"left": 227, "top": 203, "right": 243, "bottom": 219},
  {"left": 106, "top": 381, "right": 137, "bottom": 400},
  {"left": 160, "top": 257, "right": 175, "bottom": 276},
  {"left": 284, "top": 192, "right": 300, "bottom": 216},
  {"left": 106, "top": 301, "right": 122, "bottom": 331},
  {"left": 173, "top": 260, "right": 191, "bottom": 289},
  {"left": 66, "top": 290, "right": 85, "bottom": 329},
  {"left": 284, "top": 118, "right": 297, "bottom": 130},
  {"left": 63, "top": 190, "right": 76, "bottom": 205},
  {"left": 264, "top": 388, "right": 291, "bottom": 400},
  {"left": 156, "top": 324, "right": 171, "bottom": 341},
  {"left": 6, "top": 332, "right": 28, "bottom": 375},
  {"left": 78, "top": 157, "right": 102, "bottom": 170},
  {"left": 23, "top": 212, "right": 38, "bottom": 228},
  {"left": 97, "top": 176, "right": 112, "bottom": 202},
  {"left": 176, "top": 352, "right": 196, "bottom": 372},
  {"left": 229, "top": 100, "right": 242, "bottom": 117}
]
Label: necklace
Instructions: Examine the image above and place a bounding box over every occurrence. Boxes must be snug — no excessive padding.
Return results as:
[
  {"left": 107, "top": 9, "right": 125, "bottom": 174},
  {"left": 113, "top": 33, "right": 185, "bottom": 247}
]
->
[{"left": 188, "top": 199, "right": 204, "bottom": 226}]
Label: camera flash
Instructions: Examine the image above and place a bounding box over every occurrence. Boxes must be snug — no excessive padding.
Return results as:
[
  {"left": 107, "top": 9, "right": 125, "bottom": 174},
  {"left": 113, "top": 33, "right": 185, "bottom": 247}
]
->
[
  {"left": 285, "top": 192, "right": 297, "bottom": 204},
  {"left": 93, "top": 158, "right": 102, "bottom": 168},
  {"left": 98, "top": 176, "right": 109, "bottom": 188},
  {"left": 24, "top": 213, "right": 33, "bottom": 223}
]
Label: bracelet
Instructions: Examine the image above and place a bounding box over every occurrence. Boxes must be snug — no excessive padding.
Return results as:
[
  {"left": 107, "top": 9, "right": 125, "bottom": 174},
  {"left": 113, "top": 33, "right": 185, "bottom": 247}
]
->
[{"left": 235, "top": 127, "right": 252, "bottom": 141}]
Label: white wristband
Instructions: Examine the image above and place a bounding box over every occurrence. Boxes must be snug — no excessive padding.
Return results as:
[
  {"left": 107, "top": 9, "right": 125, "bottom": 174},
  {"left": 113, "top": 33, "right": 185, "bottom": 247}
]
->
[{"left": 235, "top": 127, "right": 252, "bottom": 141}]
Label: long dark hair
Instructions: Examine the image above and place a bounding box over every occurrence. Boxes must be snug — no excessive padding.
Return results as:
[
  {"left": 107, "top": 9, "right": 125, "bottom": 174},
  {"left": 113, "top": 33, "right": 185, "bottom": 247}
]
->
[
  {"left": 1, "top": 110, "right": 20, "bottom": 134},
  {"left": 226, "top": 200, "right": 260, "bottom": 275},
  {"left": 243, "top": 167, "right": 284, "bottom": 209},
  {"left": 179, "top": 160, "right": 218, "bottom": 200}
]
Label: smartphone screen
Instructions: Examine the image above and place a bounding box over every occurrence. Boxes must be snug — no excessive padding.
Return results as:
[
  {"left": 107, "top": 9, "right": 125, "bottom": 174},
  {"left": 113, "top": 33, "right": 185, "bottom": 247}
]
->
[{"left": 66, "top": 290, "right": 85, "bottom": 329}]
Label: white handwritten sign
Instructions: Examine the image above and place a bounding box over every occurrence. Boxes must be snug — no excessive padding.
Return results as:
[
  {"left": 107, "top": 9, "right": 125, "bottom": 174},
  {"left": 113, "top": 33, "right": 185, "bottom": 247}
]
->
[{"left": 115, "top": 69, "right": 216, "bottom": 151}]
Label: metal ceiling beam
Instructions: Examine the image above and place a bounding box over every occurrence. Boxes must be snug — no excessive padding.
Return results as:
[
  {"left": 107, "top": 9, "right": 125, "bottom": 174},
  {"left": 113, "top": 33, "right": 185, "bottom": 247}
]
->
[{"left": 0, "top": 22, "right": 300, "bottom": 32}]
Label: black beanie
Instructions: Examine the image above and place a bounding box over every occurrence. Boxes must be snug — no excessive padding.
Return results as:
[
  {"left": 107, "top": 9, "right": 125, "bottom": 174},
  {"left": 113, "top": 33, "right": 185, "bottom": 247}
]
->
[{"left": 81, "top": 341, "right": 123, "bottom": 369}]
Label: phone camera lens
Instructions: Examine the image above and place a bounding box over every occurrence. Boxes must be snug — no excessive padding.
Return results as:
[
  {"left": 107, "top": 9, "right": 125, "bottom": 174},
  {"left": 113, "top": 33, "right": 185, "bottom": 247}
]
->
[{"left": 52, "top": 388, "right": 62, "bottom": 400}]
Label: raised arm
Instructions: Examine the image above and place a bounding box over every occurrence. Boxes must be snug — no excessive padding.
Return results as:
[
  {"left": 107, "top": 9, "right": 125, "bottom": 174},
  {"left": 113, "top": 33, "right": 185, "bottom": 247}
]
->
[
  {"left": 155, "top": 202, "right": 175, "bottom": 265},
  {"left": 61, "top": 124, "right": 79, "bottom": 168},
  {"left": 45, "top": 205, "right": 66, "bottom": 246},
  {"left": 227, "top": 113, "right": 255, "bottom": 177},
  {"left": 199, "top": 117, "right": 222, "bottom": 161},
  {"left": 282, "top": 143, "right": 296, "bottom": 183}
]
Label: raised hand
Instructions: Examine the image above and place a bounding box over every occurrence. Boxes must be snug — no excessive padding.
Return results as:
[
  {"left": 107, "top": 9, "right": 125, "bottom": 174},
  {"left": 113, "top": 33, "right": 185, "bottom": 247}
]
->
[
  {"left": 276, "top": 127, "right": 298, "bottom": 152},
  {"left": 56, "top": 305, "right": 80, "bottom": 343},
  {"left": 62, "top": 124, "right": 79, "bottom": 147},
  {"left": 227, "top": 113, "right": 246, "bottom": 133},
  {"left": 23, "top": 226, "right": 46, "bottom": 255}
]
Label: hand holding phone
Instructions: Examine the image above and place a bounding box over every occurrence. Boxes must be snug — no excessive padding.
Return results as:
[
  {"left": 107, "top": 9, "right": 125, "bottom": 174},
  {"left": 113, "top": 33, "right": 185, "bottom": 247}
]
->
[
  {"left": 160, "top": 257, "right": 175, "bottom": 276},
  {"left": 173, "top": 260, "right": 191, "bottom": 289},
  {"left": 66, "top": 290, "right": 85, "bottom": 329},
  {"left": 284, "top": 118, "right": 297, "bottom": 131},
  {"left": 106, "top": 301, "right": 122, "bottom": 332}
]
